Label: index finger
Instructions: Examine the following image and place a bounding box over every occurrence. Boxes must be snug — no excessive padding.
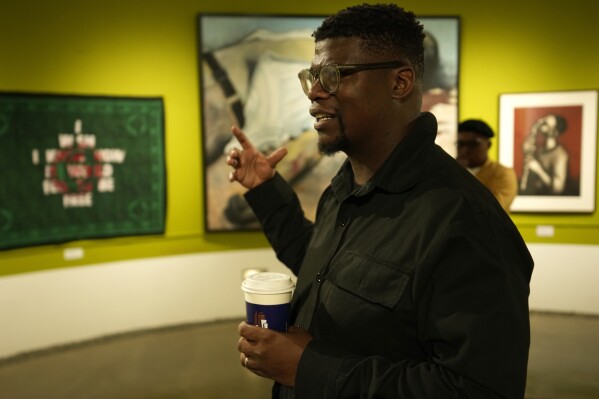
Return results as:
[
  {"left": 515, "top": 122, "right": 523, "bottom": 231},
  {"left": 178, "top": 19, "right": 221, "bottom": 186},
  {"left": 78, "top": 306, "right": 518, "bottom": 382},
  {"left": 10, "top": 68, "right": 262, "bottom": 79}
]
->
[{"left": 231, "top": 126, "right": 255, "bottom": 151}]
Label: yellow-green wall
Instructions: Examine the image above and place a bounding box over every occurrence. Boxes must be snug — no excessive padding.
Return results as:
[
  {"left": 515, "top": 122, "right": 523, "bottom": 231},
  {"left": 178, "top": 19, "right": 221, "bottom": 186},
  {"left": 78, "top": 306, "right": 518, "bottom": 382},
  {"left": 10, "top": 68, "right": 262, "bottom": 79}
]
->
[{"left": 1, "top": 0, "right": 598, "bottom": 276}]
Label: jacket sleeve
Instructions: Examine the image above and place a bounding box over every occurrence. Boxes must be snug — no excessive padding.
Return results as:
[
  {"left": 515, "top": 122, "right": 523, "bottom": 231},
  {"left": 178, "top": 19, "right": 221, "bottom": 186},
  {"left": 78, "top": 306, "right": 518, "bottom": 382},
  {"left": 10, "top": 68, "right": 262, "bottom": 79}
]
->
[
  {"left": 244, "top": 173, "right": 315, "bottom": 275},
  {"left": 293, "top": 209, "right": 533, "bottom": 399}
]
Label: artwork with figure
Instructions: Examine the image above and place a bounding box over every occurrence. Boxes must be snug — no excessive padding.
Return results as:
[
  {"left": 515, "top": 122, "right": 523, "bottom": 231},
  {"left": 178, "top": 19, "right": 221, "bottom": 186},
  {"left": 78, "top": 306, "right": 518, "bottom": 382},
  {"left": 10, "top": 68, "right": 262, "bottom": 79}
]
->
[
  {"left": 500, "top": 90, "right": 597, "bottom": 213},
  {"left": 198, "top": 15, "right": 459, "bottom": 231},
  {"left": 515, "top": 106, "right": 582, "bottom": 196}
]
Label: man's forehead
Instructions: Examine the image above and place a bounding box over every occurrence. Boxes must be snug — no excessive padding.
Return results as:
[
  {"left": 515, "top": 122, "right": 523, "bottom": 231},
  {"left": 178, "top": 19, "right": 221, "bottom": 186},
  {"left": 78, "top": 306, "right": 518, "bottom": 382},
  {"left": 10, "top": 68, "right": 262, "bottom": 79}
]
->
[{"left": 312, "top": 37, "right": 364, "bottom": 64}]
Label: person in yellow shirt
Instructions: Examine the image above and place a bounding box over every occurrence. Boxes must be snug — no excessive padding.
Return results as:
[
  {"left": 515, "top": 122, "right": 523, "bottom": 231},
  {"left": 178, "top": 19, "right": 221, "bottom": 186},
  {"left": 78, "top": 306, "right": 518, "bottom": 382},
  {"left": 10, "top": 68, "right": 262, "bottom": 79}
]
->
[{"left": 456, "top": 119, "right": 517, "bottom": 212}]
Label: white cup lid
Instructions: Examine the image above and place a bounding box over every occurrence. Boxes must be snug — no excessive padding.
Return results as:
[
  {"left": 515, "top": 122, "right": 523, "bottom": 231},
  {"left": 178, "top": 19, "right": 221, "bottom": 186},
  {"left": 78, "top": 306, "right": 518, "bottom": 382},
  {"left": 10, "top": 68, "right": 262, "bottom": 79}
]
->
[{"left": 241, "top": 272, "right": 294, "bottom": 294}]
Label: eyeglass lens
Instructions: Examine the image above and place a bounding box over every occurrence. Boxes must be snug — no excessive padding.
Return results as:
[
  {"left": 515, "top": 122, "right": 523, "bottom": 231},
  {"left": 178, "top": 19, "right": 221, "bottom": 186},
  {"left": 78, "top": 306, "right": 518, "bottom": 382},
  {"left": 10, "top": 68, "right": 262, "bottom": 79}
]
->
[
  {"left": 319, "top": 65, "right": 339, "bottom": 93},
  {"left": 298, "top": 69, "right": 314, "bottom": 95},
  {"left": 298, "top": 65, "right": 340, "bottom": 95},
  {"left": 457, "top": 140, "right": 483, "bottom": 149}
]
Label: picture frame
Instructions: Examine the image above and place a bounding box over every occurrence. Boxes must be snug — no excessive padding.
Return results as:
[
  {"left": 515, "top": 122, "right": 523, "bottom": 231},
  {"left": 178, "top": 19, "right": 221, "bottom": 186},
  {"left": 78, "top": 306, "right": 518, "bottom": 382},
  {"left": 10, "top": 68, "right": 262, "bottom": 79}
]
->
[
  {"left": 0, "top": 92, "right": 166, "bottom": 250},
  {"left": 499, "top": 90, "right": 598, "bottom": 213},
  {"left": 197, "top": 13, "right": 460, "bottom": 231}
]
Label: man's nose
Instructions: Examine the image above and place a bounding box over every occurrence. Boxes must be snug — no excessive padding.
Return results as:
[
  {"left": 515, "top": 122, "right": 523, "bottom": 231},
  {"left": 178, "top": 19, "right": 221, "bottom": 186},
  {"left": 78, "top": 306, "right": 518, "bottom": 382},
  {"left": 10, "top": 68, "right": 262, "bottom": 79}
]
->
[{"left": 307, "top": 80, "right": 331, "bottom": 101}]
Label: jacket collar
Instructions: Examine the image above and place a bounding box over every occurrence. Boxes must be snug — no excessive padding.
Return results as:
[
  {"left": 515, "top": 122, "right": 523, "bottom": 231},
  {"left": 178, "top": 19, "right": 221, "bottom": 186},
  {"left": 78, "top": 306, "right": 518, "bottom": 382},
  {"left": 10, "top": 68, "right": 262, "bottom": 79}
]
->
[{"left": 331, "top": 112, "right": 439, "bottom": 199}]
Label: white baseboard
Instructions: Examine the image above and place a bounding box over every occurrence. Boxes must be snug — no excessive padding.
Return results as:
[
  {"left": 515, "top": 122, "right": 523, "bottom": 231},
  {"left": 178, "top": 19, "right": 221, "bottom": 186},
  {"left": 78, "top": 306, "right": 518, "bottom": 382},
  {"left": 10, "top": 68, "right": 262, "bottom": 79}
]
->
[{"left": 0, "top": 244, "right": 597, "bottom": 359}]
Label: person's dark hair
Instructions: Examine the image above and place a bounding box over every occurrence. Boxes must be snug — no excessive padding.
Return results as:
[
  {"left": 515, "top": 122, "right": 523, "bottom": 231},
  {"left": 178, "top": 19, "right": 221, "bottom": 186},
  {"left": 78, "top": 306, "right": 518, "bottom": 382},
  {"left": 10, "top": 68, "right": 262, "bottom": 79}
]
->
[
  {"left": 313, "top": 3, "right": 425, "bottom": 83},
  {"left": 552, "top": 114, "right": 568, "bottom": 134}
]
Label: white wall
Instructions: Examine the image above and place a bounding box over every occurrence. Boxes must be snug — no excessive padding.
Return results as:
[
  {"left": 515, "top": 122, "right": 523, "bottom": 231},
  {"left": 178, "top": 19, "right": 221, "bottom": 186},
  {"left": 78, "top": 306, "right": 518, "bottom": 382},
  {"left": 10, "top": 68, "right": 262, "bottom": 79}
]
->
[
  {"left": 1, "top": 244, "right": 598, "bottom": 359},
  {"left": 527, "top": 244, "right": 599, "bottom": 314}
]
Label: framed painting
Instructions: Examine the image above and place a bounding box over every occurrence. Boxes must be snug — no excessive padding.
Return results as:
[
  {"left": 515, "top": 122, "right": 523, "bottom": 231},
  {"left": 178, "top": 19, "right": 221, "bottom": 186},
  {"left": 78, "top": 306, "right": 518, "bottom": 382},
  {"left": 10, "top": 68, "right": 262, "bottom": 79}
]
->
[
  {"left": 499, "top": 90, "right": 598, "bottom": 212},
  {"left": 0, "top": 92, "right": 166, "bottom": 250},
  {"left": 198, "top": 14, "right": 460, "bottom": 231}
]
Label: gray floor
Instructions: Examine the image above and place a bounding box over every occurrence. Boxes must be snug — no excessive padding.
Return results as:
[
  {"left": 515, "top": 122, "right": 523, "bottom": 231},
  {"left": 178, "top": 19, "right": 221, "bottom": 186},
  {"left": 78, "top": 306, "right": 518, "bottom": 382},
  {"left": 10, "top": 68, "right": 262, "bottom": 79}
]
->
[{"left": 0, "top": 312, "right": 597, "bottom": 399}]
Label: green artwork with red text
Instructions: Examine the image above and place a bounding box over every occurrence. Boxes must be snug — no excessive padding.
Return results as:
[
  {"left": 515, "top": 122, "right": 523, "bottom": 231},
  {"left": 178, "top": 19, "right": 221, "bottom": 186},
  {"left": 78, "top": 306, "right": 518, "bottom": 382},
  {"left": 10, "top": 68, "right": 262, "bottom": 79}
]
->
[{"left": 0, "top": 93, "right": 165, "bottom": 250}]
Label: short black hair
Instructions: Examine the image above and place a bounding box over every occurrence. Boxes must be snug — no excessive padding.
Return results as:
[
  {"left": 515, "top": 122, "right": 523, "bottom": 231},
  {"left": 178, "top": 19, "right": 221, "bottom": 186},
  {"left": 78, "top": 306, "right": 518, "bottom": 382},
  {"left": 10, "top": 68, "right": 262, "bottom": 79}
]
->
[{"left": 313, "top": 3, "right": 425, "bottom": 83}]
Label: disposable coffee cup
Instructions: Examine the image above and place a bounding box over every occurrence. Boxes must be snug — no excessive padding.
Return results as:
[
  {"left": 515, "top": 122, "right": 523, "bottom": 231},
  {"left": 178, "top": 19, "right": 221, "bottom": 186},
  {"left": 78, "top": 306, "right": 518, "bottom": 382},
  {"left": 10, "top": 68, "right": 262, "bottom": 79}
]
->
[{"left": 241, "top": 272, "right": 294, "bottom": 332}]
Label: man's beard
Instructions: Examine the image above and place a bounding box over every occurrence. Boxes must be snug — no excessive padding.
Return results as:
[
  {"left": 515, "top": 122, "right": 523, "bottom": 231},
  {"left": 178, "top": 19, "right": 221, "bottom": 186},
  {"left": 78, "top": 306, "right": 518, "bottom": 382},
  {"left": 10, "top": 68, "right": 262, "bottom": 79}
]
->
[
  {"left": 318, "top": 134, "right": 348, "bottom": 156},
  {"left": 317, "top": 121, "right": 348, "bottom": 156}
]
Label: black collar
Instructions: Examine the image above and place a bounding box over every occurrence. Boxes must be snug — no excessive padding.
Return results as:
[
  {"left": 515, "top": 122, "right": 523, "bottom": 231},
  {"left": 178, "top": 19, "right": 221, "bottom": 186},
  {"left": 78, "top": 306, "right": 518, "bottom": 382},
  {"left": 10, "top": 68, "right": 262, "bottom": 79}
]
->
[{"left": 331, "top": 112, "right": 438, "bottom": 200}]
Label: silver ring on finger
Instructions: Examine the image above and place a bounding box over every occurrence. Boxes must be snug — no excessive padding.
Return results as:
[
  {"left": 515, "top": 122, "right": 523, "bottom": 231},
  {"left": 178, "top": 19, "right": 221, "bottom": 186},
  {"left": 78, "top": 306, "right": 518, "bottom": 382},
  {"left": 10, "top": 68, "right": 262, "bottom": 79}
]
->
[{"left": 244, "top": 356, "right": 249, "bottom": 368}]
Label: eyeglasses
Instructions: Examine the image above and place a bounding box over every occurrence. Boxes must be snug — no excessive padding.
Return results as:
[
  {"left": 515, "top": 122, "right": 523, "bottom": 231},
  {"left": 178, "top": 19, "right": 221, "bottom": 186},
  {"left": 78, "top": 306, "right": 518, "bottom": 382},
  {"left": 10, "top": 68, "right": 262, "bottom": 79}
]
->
[
  {"left": 457, "top": 139, "right": 485, "bottom": 149},
  {"left": 298, "top": 61, "right": 405, "bottom": 96}
]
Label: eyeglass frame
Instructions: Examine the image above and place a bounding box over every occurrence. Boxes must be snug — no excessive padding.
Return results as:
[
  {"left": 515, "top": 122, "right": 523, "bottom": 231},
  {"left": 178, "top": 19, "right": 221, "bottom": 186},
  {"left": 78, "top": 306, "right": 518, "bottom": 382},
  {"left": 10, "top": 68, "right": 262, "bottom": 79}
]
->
[
  {"left": 298, "top": 61, "right": 406, "bottom": 96},
  {"left": 456, "top": 137, "right": 489, "bottom": 149}
]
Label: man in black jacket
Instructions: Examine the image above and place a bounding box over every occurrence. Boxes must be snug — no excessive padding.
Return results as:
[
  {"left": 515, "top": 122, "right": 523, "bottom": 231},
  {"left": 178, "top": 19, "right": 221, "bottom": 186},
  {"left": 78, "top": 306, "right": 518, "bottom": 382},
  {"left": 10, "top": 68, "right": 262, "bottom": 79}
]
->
[{"left": 226, "top": 4, "right": 534, "bottom": 398}]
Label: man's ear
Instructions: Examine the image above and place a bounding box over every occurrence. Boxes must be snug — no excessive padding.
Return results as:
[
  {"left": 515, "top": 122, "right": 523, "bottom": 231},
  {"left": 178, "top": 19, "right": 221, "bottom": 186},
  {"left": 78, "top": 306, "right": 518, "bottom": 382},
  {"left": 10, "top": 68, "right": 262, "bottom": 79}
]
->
[{"left": 392, "top": 67, "right": 415, "bottom": 100}]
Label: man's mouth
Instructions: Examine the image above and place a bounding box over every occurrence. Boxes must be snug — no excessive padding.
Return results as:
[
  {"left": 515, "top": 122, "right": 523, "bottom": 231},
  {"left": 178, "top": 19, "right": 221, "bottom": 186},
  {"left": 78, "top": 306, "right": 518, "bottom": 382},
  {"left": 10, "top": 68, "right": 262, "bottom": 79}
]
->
[{"left": 315, "top": 114, "right": 334, "bottom": 123}]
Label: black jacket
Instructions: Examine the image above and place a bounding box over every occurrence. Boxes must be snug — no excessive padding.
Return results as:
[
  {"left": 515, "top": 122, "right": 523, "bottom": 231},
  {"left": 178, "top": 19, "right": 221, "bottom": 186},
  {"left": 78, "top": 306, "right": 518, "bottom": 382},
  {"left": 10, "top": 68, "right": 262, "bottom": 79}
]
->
[{"left": 245, "top": 112, "right": 534, "bottom": 398}]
